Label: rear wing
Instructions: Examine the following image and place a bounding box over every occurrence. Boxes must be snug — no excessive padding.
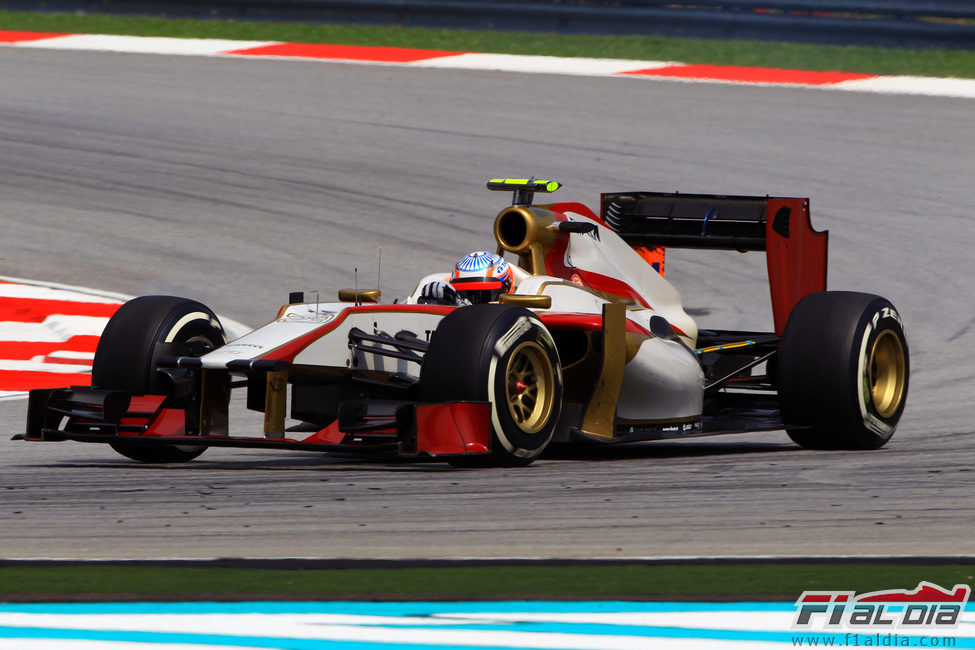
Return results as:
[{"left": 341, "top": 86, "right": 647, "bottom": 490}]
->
[{"left": 600, "top": 191, "right": 828, "bottom": 335}]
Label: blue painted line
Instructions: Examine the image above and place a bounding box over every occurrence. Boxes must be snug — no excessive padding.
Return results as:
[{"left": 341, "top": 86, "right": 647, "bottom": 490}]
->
[
  {"left": 4, "top": 623, "right": 975, "bottom": 649},
  {"left": 2, "top": 601, "right": 972, "bottom": 649}
]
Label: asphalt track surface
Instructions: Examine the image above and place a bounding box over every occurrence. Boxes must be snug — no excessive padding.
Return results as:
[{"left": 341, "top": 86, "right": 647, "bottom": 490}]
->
[{"left": 0, "top": 47, "right": 973, "bottom": 560}]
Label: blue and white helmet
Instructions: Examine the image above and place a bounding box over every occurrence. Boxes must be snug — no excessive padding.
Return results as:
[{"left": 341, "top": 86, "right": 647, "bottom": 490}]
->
[{"left": 450, "top": 251, "right": 512, "bottom": 304}]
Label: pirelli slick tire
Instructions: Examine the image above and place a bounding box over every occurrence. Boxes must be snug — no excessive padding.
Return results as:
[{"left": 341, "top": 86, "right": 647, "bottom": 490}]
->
[
  {"left": 92, "top": 295, "right": 228, "bottom": 463},
  {"left": 421, "top": 304, "right": 563, "bottom": 467},
  {"left": 778, "top": 291, "right": 909, "bottom": 450}
]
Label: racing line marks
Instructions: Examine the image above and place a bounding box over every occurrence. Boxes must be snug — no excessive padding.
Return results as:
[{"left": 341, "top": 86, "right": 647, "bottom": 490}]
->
[{"left": 3, "top": 30, "right": 975, "bottom": 98}]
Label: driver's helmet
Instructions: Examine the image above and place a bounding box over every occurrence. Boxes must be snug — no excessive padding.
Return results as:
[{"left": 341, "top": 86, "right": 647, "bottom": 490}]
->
[{"left": 450, "top": 251, "right": 512, "bottom": 304}]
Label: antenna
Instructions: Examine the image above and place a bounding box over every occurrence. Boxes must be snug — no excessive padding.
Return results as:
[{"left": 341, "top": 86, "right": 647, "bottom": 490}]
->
[
  {"left": 354, "top": 267, "right": 359, "bottom": 306},
  {"left": 377, "top": 247, "right": 382, "bottom": 301}
]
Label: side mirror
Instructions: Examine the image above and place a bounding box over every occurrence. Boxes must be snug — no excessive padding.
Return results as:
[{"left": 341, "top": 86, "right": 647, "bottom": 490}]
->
[
  {"left": 499, "top": 293, "right": 552, "bottom": 309},
  {"left": 338, "top": 289, "right": 381, "bottom": 304}
]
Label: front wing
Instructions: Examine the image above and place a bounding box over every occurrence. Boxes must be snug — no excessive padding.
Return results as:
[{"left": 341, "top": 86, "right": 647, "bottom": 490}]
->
[{"left": 20, "top": 387, "right": 492, "bottom": 458}]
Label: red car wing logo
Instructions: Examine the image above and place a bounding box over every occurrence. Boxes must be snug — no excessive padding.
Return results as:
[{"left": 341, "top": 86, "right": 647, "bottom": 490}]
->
[{"left": 793, "top": 582, "right": 971, "bottom": 629}]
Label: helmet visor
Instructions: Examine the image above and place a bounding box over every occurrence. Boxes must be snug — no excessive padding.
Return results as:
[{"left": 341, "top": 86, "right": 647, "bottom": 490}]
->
[{"left": 452, "top": 278, "right": 504, "bottom": 304}]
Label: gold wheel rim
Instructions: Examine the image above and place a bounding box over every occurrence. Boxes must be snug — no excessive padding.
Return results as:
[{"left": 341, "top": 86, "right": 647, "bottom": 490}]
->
[
  {"left": 869, "top": 330, "right": 906, "bottom": 419},
  {"left": 505, "top": 341, "right": 555, "bottom": 434}
]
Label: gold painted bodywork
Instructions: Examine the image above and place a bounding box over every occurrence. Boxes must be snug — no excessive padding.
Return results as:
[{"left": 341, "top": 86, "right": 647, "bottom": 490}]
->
[
  {"left": 264, "top": 370, "right": 289, "bottom": 437},
  {"left": 499, "top": 293, "right": 552, "bottom": 309},
  {"left": 577, "top": 303, "right": 627, "bottom": 440},
  {"left": 493, "top": 206, "right": 559, "bottom": 275},
  {"left": 338, "top": 288, "right": 381, "bottom": 303},
  {"left": 527, "top": 279, "right": 638, "bottom": 308}
]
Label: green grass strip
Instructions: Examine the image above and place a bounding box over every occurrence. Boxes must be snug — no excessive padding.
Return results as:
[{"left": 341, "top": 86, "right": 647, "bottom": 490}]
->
[
  {"left": 2, "top": 9, "right": 975, "bottom": 78},
  {"left": 1, "top": 564, "right": 973, "bottom": 601}
]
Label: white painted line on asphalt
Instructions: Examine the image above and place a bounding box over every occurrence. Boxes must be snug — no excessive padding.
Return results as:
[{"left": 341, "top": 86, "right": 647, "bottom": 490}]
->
[
  {"left": 832, "top": 74, "right": 975, "bottom": 98},
  {"left": 0, "top": 359, "right": 102, "bottom": 373},
  {"left": 14, "top": 34, "right": 277, "bottom": 55},
  {"left": 0, "top": 642, "right": 251, "bottom": 650},
  {"left": 43, "top": 350, "right": 96, "bottom": 362},
  {"left": 411, "top": 52, "right": 677, "bottom": 76},
  {"left": 0, "top": 284, "right": 121, "bottom": 303},
  {"left": 0, "top": 316, "right": 111, "bottom": 342}
]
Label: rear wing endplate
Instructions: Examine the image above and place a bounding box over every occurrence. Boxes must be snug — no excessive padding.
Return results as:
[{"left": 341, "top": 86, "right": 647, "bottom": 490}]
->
[{"left": 600, "top": 191, "right": 828, "bottom": 335}]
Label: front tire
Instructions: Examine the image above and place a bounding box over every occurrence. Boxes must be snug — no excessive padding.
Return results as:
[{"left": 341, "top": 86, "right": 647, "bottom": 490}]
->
[
  {"left": 778, "top": 291, "right": 909, "bottom": 450},
  {"left": 92, "top": 295, "right": 228, "bottom": 462},
  {"left": 421, "top": 304, "right": 563, "bottom": 466}
]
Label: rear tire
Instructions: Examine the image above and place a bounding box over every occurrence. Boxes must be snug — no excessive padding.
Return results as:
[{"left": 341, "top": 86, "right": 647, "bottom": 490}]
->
[
  {"left": 778, "top": 291, "right": 908, "bottom": 450},
  {"left": 92, "top": 295, "right": 227, "bottom": 463},
  {"left": 421, "top": 304, "right": 562, "bottom": 466}
]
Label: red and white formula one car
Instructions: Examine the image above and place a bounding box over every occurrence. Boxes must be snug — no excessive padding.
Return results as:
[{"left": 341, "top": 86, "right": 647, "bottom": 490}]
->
[{"left": 20, "top": 178, "right": 909, "bottom": 466}]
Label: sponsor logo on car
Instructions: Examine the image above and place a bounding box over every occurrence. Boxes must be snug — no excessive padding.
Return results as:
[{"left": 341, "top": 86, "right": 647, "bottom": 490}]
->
[{"left": 280, "top": 309, "right": 337, "bottom": 323}]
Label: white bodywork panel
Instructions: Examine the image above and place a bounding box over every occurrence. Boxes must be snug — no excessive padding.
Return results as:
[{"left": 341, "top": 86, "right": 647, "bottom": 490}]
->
[
  {"left": 295, "top": 309, "right": 443, "bottom": 374},
  {"left": 618, "top": 337, "right": 703, "bottom": 421},
  {"left": 515, "top": 275, "right": 704, "bottom": 422},
  {"left": 200, "top": 303, "right": 442, "bottom": 375},
  {"left": 557, "top": 207, "right": 699, "bottom": 348},
  {"left": 199, "top": 305, "right": 336, "bottom": 369}
]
